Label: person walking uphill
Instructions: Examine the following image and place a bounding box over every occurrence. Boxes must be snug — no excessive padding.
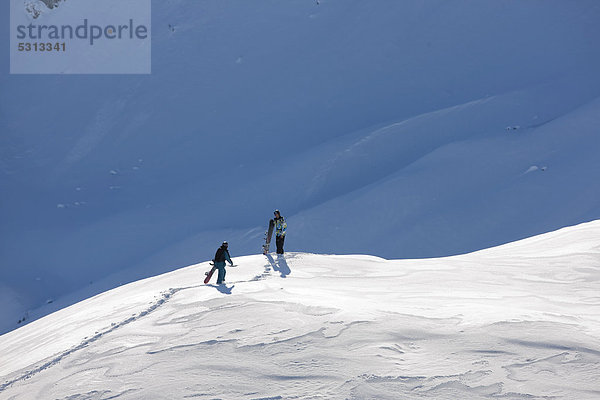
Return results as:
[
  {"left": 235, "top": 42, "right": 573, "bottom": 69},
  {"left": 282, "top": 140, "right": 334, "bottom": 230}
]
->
[
  {"left": 274, "top": 210, "right": 287, "bottom": 254},
  {"left": 213, "top": 241, "right": 233, "bottom": 284}
]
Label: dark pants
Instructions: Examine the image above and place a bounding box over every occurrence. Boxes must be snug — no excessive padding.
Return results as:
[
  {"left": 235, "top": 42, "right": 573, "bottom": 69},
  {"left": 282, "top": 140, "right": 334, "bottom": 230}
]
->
[
  {"left": 215, "top": 263, "right": 226, "bottom": 284},
  {"left": 276, "top": 235, "right": 285, "bottom": 254}
]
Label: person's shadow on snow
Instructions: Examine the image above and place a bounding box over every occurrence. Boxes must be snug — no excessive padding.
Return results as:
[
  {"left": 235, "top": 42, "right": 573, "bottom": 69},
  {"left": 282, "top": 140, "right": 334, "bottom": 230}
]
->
[
  {"left": 266, "top": 254, "right": 291, "bottom": 278},
  {"left": 208, "top": 284, "right": 235, "bottom": 294}
]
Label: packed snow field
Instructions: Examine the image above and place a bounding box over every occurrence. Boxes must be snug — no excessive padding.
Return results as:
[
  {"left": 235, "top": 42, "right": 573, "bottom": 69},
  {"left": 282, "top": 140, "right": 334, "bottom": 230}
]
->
[
  {"left": 2, "top": 1, "right": 600, "bottom": 334},
  {"left": 1, "top": 221, "right": 599, "bottom": 399}
]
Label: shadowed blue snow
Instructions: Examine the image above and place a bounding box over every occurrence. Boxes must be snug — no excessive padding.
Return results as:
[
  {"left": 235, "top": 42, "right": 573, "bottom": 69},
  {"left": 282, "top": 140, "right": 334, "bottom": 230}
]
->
[{"left": 1, "top": 0, "right": 600, "bottom": 333}]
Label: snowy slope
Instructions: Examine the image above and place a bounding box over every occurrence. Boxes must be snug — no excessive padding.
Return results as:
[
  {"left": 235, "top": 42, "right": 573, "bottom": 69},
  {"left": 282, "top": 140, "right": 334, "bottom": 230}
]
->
[
  {"left": 1, "top": 1, "right": 600, "bottom": 334},
  {"left": 1, "top": 221, "right": 599, "bottom": 399}
]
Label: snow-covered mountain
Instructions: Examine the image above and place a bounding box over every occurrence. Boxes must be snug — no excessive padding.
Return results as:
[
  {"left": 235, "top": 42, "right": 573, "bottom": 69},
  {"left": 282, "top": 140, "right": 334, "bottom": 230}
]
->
[
  {"left": 1, "top": 1, "right": 600, "bottom": 334},
  {"left": 1, "top": 221, "right": 599, "bottom": 399}
]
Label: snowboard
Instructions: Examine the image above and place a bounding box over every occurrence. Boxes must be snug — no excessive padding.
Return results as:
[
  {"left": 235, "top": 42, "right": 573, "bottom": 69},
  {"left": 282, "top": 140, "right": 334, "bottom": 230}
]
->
[
  {"left": 262, "top": 218, "right": 275, "bottom": 254},
  {"left": 204, "top": 263, "right": 216, "bottom": 284}
]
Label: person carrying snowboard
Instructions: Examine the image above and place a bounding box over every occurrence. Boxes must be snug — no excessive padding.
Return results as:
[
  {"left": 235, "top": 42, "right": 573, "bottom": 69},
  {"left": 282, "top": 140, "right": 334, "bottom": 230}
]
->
[
  {"left": 273, "top": 209, "right": 287, "bottom": 254},
  {"left": 213, "top": 241, "right": 233, "bottom": 284}
]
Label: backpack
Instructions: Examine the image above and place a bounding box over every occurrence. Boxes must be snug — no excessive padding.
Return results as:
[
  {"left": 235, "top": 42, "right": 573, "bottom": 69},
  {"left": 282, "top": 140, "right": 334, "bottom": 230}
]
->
[{"left": 214, "top": 247, "right": 226, "bottom": 263}]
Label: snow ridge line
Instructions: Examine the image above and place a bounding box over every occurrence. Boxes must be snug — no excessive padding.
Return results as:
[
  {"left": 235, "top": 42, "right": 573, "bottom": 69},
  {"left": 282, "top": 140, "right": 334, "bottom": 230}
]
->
[{"left": 0, "top": 287, "right": 188, "bottom": 393}]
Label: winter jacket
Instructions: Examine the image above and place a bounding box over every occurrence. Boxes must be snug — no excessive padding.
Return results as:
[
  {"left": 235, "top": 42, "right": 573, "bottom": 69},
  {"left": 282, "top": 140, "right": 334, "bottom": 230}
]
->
[
  {"left": 214, "top": 246, "right": 232, "bottom": 268},
  {"left": 274, "top": 216, "right": 287, "bottom": 237}
]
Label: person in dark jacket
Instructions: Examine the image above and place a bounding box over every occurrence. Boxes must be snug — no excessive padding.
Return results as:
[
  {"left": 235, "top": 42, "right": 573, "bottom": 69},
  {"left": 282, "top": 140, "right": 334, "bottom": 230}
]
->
[
  {"left": 214, "top": 241, "right": 233, "bottom": 284},
  {"left": 273, "top": 210, "right": 287, "bottom": 255}
]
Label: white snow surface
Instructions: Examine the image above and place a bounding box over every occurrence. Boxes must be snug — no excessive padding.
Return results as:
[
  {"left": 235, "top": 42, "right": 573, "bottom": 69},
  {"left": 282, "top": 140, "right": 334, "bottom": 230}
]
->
[{"left": 1, "top": 221, "right": 599, "bottom": 399}]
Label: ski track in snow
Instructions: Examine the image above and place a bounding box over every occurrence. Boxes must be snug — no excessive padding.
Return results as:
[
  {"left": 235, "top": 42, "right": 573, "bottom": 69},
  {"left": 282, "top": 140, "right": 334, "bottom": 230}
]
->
[
  {"left": 0, "top": 286, "right": 190, "bottom": 393},
  {"left": 0, "top": 256, "right": 289, "bottom": 395}
]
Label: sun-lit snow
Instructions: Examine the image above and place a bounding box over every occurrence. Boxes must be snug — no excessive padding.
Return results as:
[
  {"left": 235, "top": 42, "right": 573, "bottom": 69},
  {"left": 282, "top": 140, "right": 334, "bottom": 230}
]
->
[{"left": 1, "top": 221, "right": 599, "bottom": 399}]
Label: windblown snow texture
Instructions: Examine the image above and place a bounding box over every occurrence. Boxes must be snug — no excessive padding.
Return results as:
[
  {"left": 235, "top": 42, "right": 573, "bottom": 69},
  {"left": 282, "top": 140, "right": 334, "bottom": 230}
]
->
[{"left": 1, "top": 221, "right": 599, "bottom": 399}]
